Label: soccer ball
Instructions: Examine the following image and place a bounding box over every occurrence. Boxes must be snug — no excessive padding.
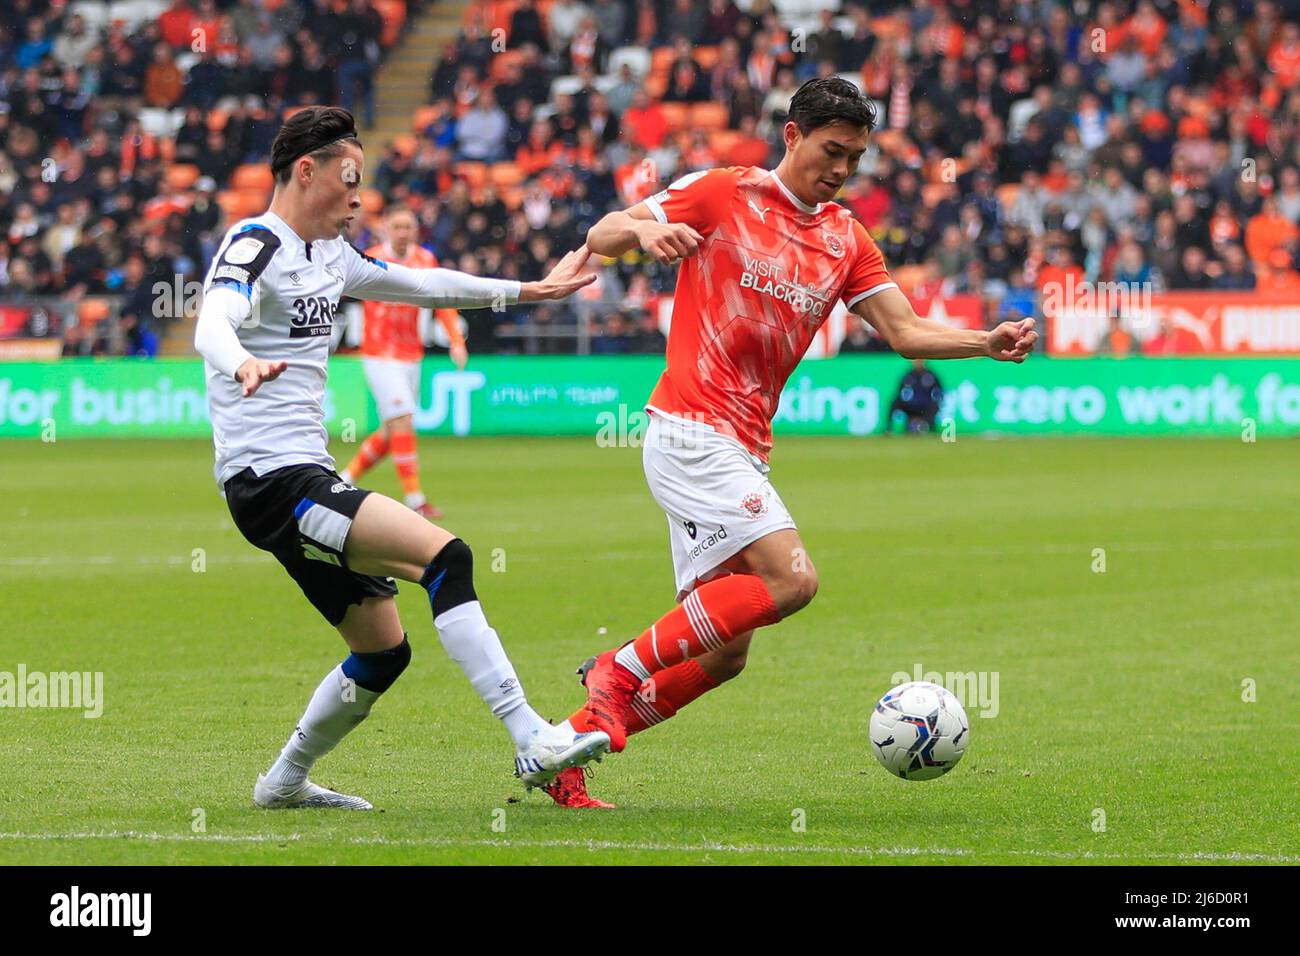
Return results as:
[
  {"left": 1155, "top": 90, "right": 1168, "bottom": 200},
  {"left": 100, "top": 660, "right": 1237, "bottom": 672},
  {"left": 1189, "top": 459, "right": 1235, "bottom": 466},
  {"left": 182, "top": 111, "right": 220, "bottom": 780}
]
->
[{"left": 869, "top": 681, "right": 969, "bottom": 780}]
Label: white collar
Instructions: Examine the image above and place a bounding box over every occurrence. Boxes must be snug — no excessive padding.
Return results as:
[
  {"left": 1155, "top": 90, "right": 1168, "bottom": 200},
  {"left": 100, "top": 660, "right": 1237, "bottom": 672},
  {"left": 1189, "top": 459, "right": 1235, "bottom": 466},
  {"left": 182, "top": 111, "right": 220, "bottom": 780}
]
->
[
  {"left": 769, "top": 170, "right": 821, "bottom": 215},
  {"left": 263, "top": 209, "right": 307, "bottom": 249}
]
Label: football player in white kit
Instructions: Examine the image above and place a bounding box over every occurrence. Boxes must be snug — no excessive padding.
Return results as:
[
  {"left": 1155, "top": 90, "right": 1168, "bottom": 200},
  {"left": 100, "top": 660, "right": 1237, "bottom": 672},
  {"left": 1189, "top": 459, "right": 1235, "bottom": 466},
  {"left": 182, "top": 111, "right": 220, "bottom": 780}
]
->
[{"left": 194, "top": 107, "right": 609, "bottom": 808}]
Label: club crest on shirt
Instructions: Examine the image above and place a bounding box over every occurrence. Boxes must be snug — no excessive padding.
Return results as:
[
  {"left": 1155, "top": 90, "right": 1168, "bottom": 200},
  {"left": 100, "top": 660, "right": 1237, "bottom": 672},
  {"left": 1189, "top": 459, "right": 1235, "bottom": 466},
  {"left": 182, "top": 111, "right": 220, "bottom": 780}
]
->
[
  {"left": 740, "top": 490, "right": 769, "bottom": 518},
  {"left": 325, "top": 265, "right": 344, "bottom": 283},
  {"left": 823, "top": 230, "right": 845, "bottom": 258}
]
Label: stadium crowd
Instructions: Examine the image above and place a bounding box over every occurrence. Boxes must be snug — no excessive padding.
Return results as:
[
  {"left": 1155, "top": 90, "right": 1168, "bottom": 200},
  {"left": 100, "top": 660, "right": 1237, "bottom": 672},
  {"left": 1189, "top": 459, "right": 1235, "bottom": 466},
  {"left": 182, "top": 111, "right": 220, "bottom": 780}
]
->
[{"left": 2, "top": 0, "right": 1300, "bottom": 357}]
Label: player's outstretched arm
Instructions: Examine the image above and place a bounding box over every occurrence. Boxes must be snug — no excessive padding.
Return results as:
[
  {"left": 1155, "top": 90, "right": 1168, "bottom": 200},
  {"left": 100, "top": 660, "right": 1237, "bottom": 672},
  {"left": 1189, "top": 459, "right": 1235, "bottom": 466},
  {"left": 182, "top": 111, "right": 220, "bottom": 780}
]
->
[
  {"left": 852, "top": 287, "right": 1037, "bottom": 362},
  {"left": 587, "top": 203, "right": 703, "bottom": 264},
  {"left": 341, "top": 243, "right": 594, "bottom": 308}
]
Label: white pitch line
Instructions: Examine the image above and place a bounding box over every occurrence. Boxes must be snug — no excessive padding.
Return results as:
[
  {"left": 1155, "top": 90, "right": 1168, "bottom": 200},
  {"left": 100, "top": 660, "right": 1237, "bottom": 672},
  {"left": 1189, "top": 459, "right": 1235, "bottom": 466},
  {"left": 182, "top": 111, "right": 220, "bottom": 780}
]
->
[{"left": 0, "top": 831, "right": 1295, "bottom": 862}]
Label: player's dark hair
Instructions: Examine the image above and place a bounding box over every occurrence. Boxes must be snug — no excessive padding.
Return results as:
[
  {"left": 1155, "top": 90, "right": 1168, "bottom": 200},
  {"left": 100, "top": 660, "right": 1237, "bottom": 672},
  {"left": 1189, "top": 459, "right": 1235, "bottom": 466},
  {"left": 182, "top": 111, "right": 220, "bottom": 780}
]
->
[
  {"left": 787, "top": 77, "right": 878, "bottom": 135},
  {"left": 270, "top": 106, "right": 362, "bottom": 184}
]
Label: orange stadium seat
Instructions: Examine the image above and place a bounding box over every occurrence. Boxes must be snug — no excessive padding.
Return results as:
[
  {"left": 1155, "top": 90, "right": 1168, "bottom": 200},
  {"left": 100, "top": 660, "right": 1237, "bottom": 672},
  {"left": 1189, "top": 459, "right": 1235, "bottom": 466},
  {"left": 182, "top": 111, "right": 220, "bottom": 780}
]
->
[
  {"left": 78, "top": 298, "right": 112, "bottom": 328},
  {"left": 472, "top": 1, "right": 516, "bottom": 37},
  {"left": 372, "top": 0, "right": 406, "bottom": 46},
  {"left": 871, "top": 15, "right": 904, "bottom": 41},
  {"left": 893, "top": 264, "right": 930, "bottom": 294},
  {"left": 659, "top": 102, "right": 689, "bottom": 132},
  {"left": 645, "top": 73, "right": 668, "bottom": 99},
  {"left": 690, "top": 102, "right": 728, "bottom": 130},
  {"left": 651, "top": 47, "right": 676, "bottom": 78},
  {"left": 231, "top": 164, "right": 273, "bottom": 192},
  {"left": 411, "top": 104, "right": 441, "bottom": 133},
  {"left": 455, "top": 161, "right": 488, "bottom": 189},
  {"left": 693, "top": 46, "right": 720, "bottom": 70},
  {"left": 921, "top": 183, "right": 952, "bottom": 207},
  {"left": 166, "top": 164, "right": 200, "bottom": 191},
  {"left": 217, "top": 189, "right": 265, "bottom": 221},
  {"left": 489, "top": 162, "right": 525, "bottom": 188},
  {"left": 500, "top": 186, "right": 524, "bottom": 210},
  {"left": 708, "top": 129, "right": 742, "bottom": 156},
  {"left": 490, "top": 49, "right": 525, "bottom": 81},
  {"left": 283, "top": 104, "right": 308, "bottom": 121}
]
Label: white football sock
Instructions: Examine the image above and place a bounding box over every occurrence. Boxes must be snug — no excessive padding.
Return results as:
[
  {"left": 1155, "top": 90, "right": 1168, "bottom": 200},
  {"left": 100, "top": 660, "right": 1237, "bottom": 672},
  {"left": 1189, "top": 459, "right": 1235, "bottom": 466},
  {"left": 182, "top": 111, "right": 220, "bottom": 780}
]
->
[
  {"left": 266, "top": 664, "right": 380, "bottom": 786},
  {"left": 404, "top": 491, "right": 427, "bottom": 509},
  {"left": 433, "top": 600, "right": 558, "bottom": 748}
]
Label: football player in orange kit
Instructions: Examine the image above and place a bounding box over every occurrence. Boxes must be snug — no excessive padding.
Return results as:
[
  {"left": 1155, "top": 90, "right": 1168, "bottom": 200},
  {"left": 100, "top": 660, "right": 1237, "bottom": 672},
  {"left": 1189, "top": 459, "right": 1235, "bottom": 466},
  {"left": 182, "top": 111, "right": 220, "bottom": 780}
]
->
[
  {"left": 340, "top": 206, "right": 468, "bottom": 519},
  {"left": 543, "top": 77, "right": 1037, "bottom": 808}
]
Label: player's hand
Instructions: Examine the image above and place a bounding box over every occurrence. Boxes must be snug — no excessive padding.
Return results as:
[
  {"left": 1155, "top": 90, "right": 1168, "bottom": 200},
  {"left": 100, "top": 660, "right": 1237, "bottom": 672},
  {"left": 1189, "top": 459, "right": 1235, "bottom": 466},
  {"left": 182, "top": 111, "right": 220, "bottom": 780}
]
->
[
  {"left": 235, "top": 357, "right": 287, "bottom": 396},
  {"left": 634, "top": 220, "right": 703, "bottom": 264},
  {"left": 518, "top": 246, "right": 598, "bottom": 301},
  {"left": 986, "top": 318, "right": 1037, "bottom": 363},
  {"left": 450, "top": 343, "right": 468, "bottom": 369}
]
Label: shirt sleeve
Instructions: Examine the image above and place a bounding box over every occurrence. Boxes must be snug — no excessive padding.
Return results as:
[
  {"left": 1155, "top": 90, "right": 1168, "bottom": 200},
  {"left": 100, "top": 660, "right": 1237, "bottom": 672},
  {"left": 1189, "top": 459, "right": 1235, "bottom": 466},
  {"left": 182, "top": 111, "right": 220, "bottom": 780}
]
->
[
  {"left": 840, "top": 218, "right": 899, "bottom": 309},
  {"left": 641, "top": 166, "right": 741, "bottom": 237},
  {"left": 194, "top": 285, "right": 254, "bottom": 380},
  {"left": 340, "top": 241, "right": 521, "bottom": 309}
]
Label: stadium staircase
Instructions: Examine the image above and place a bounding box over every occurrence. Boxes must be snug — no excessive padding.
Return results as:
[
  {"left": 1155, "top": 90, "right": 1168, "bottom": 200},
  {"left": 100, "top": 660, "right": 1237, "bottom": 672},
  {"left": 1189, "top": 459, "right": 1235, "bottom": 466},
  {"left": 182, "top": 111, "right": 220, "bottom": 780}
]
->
[{"left": 369, "top": 0, "right": 472, "bottom": 148}]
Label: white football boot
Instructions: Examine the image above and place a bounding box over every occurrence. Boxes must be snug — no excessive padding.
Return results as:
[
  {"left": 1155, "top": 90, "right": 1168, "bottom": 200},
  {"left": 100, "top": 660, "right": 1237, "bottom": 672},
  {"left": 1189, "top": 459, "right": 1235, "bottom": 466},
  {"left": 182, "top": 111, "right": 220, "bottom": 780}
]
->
[
  {"left": 514, "top": 729, "right": 611, "bottom": 790},
  {"left": 253, "top": 774, "right": 374, "bottom": 810}
]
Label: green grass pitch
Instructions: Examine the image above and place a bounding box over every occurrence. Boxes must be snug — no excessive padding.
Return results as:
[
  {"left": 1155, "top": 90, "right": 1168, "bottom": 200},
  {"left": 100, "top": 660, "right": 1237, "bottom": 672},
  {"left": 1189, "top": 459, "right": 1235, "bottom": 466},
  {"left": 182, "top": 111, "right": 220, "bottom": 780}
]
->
[{"left": 1, "top": 434, "right": 1296, "bottom": 865}]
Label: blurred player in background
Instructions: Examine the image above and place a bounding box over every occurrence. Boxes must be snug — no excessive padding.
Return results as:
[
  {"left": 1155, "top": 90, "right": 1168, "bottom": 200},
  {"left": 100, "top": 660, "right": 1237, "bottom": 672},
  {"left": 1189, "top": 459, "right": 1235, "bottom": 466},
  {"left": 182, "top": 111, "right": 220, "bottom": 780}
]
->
[
  {"left": 547, "top": 78, "right": 1037, "bottom": 808},
  {"left": 339, "top": 206, "right": 468, "bottom": 519}
]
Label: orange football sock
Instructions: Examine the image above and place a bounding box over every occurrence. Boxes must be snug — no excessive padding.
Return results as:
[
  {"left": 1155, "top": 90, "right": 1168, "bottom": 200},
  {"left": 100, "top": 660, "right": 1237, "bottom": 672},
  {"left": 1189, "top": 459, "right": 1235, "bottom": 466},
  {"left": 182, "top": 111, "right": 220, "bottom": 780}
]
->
[
  {"left": 626, "top": 659, "right": 720, "bottom": 734},
  {"left": 343, "top": 431, "right": 389, "bottom": 481},
  {"left": 390, "top": 429, "right": 424, "bottom": 503},
  {"left": 619, "top": 575, "right": 779, "bottom": 679},
  {"left": 566, "top": 659, "right": 723, "bottom": 735}
]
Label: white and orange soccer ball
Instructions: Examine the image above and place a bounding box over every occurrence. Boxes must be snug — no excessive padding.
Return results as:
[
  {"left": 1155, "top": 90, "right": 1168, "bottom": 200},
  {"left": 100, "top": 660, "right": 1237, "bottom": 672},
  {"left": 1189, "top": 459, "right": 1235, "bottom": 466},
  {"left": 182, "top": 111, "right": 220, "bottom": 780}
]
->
[{"left": 869, "top": 681, "right": 969, "bottom": 780}]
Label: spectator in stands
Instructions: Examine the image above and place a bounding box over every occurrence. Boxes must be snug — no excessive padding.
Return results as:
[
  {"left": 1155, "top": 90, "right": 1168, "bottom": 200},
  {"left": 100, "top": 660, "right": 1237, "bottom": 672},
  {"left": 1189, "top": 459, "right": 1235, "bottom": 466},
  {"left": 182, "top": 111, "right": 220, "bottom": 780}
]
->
[
  {"left": 1213, "top": 244, "right": 1257, "bottom": 291},
  {"left": 509, "top": 0, "right": 549, "bottom": 52},
  {"left": 1170, "top": 246, "right": 1214, "bottom": 289},
  {"left": 549, "top": 0, "right": 590, "bottom": 52},
  {"left": 623, "top": 90, "right": 668, "bottom": 152},
  {"left": 1246, "top": 197, "right": 1299, "bottom": 266},
  {"left": 145, "top": 43, "right": 185, "bottom": 109},
  {"left": 53, "top": 14, "right": 96, "bottom": 69},
  {"left": 455, "top": 88, "right": 508, "bottom": 162},
  {"left": 245, "top": 14, "right": 287, "bottom": 71}
]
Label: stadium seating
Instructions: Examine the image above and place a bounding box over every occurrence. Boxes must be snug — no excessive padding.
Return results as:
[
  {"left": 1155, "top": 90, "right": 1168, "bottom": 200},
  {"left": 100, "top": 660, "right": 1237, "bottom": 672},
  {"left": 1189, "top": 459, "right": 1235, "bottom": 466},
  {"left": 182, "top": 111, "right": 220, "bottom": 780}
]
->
[{"left": 4, "top": 0, "right": 1298, "bottom": 359}]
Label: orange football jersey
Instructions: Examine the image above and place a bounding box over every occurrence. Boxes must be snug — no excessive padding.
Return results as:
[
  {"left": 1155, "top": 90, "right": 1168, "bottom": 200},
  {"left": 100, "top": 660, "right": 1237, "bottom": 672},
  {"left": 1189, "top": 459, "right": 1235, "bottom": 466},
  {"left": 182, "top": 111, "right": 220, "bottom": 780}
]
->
[
  {"left": 362, "top": 243, "right": 464, "bottom": 361},
  {"left": 643, "top": 166, "right": 897, "bottom": 460}
]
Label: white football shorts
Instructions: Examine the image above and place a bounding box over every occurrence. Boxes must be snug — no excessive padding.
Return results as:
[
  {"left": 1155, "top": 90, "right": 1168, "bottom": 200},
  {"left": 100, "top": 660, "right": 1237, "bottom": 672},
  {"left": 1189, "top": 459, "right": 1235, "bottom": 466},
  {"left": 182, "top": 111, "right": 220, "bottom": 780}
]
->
[
  {"left": 362, "top": 357, "right": 421, "bottom": 422},
  {"left": 642, "top": 408, "right": 796, "bottom": 599}
]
